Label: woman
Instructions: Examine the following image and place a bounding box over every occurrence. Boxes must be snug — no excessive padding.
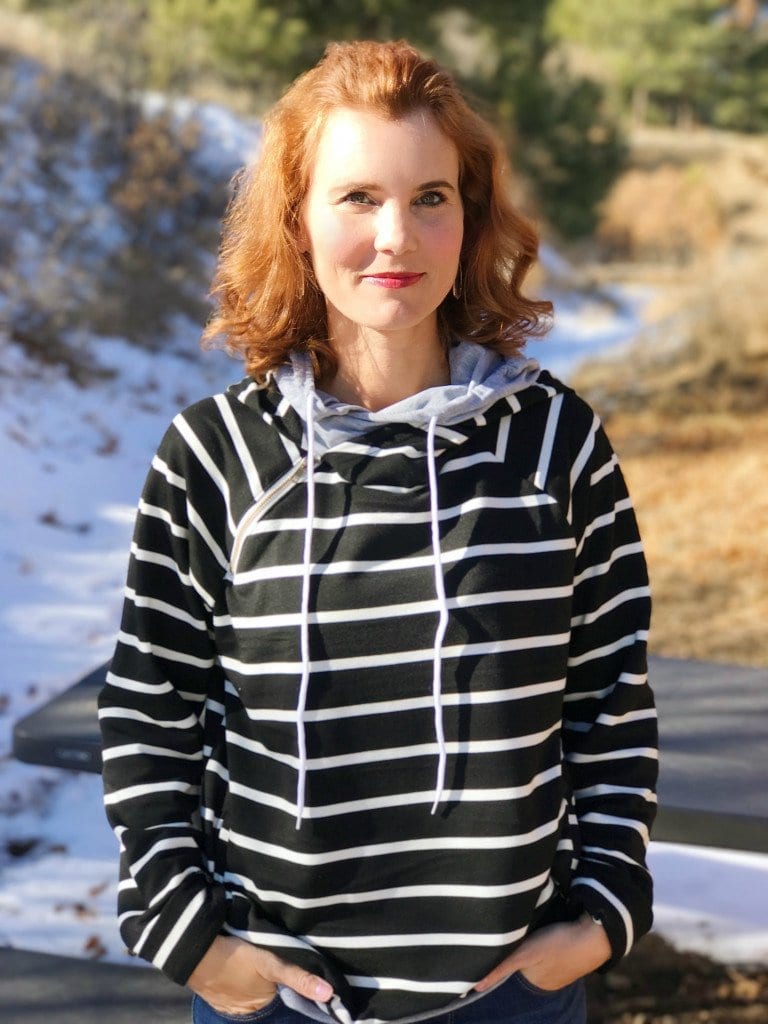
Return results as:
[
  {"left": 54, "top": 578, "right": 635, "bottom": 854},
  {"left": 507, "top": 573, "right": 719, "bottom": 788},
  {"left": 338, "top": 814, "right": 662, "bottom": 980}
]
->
[{"left": 99, "top": 40, "right": 657, "bottom": 1024}]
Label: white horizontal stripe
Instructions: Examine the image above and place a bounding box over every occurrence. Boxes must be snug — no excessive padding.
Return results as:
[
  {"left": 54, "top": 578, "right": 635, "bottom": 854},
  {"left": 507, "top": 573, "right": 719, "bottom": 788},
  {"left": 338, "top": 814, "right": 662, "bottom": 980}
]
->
[
  {"left": 151, "top": 454, "right": 187, "bottom": 490},
  {"left": 590, "top": 454, "right": 618, "bottom": 487},
  {"left": 234, "top": 539, "right": 575, "bottom": 585},
  {"left": 313, "top": 470, "right": 417, "bottom": 493},
  {"left": 104, "top": 671, "right": 174, "bottom": 696},
  {"left": 570, "top": 586, "right": 650, "bottom": 629},
  {"left": 216, "top": 585, "right": 573, "bottom": 630},
  {"left": 576, "top": 497, "right": 634, "bottom": 558},
  {"left": 309, "top": 925, "right": 529, "bottom": 950},
  {"left": 221, "top": 632, "right": 570, "bottom": 678},
  {"left": 230, "top": 677, "right": 565, "bottom": 724},
  {"left": 98, "top": 706, "right": 198, "bottom": 730},
  {"left": 565, "top": 746, "right": 657, "bottom": 765},
  {"left": 129, "top": 545, "right": 215, "bottom": 608},
  {"left": 137, "top": 500, "right": 189, "bottom": 539},
  {"left": 222, "top": 803, "right": 565, "bottom": 864},
  {"left": 564, "top": 707, "right": 656, "bottom": 732},
  {"left": 204, "top": 702, "right": 225, "bottom": 722},
  {"left": 345, "top": 974, "right": 471, "bottom": 995},
  {"left": 573, "top": 784, "right": 657, "bottom": 803},
  {"left": 226, "top": 721, "right": 560, "bottom": 772},
  {"left": 562, "top": 669, "right": 648, "bottom": 704},
  {"left": 567, "top": 630, "right": 649, "bottom": 668},
  {"left": 571, "top": 875, "right": 633, "bottom": 955},
  {"left": 102, "top": 742, "right": 203, "bottom": 763},
  {"left": 104, "top": 780, "right": 200, "bottom": 806},
  {"left": 618, "top": 671, "right": 650, "bottom": 686},
  {"left": 223, "top": 925, "right": 315, "bottom": 953},
  {"left": 125, "top": 588, "right": 208, "bottom": 630},
  {"left": 443, "top": 416, "right": 510, "bottom": 473},
  {"left": 147, "top": 865, "right": 202, "bottom": 908},
  {"left": 224, "top": 774, "right": 564, "bottom": 821},
  {"left": 249, "top": 493, "right": 556, "bottom": 536},
  {"left": 432, "top": 422, "right": 469, "bottom": 444},
  {"left": 222, "top": 867, "right": 550, "bottom": 910},
  {"left": 327, "top": 440, "right": 433, "bottom": 460},
  {"left": 178, "top": 689, "right": 206, "bottom": 705},
  {"left": 116, "top": 629, "right": 215, "bottom": 669},
  {"left": 573, "top": 542, "right": 644, "bottom": 587},
  {"left": 596, "top": 708, "right": 657, "bottom": 728},
  {"left": 440, "top": 449, "right": 503, "bottom": 473},
  {"left": 579, "top": 811, "right": 650, "bottom": 845},
  {"left": 129, "top": 836, "right": 200, "bottom": 876},
  {"left": 581, "top": 846, "right": 645, "bottom": 868}
]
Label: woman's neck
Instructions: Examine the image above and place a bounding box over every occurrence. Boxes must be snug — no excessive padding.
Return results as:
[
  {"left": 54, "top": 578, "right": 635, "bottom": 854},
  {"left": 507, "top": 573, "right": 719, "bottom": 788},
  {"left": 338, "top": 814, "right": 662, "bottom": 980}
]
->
[{"left": 319, "top": 318, "right": 450, "bottom": 412}]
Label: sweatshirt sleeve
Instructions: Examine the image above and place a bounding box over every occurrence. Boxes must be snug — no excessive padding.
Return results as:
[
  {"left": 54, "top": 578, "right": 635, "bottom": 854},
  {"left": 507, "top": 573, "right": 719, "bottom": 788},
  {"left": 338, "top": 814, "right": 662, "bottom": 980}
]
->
[
  {"left": 98, "top": 415, "right": 229, "bottom": 985},
  {"left": 559, "top": 408, "right": 658, "bottom": 966}
]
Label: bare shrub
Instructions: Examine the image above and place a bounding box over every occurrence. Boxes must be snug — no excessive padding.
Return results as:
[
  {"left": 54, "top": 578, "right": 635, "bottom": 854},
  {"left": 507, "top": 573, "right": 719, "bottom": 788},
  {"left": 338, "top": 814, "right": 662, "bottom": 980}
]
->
[
  {"left": 597, "top": 164, "right": 726, "bottom": 263},
  {"left": 1, "top": 48, "right": 230, "bottom": 374}
]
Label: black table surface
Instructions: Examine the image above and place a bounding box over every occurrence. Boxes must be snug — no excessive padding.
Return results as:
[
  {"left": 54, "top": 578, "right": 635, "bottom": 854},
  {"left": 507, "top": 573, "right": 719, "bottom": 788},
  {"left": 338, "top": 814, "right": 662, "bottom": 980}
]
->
[{"left": 12, "top": 655, "right": 768, "bottom": 853}]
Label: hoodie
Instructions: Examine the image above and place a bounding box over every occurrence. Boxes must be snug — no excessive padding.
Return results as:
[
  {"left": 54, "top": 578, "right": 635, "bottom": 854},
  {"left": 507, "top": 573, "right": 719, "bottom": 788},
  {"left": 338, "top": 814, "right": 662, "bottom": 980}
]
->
[{"left": 99, "top": 342, "right": 657, "bottom": 1024}]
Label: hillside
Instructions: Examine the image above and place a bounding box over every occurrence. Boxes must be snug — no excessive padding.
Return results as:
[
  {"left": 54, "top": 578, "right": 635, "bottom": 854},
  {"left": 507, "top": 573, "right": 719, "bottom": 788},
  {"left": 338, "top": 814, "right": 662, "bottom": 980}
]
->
[{"left": 570, "top": 127, "right": 768, "bottom": 669}]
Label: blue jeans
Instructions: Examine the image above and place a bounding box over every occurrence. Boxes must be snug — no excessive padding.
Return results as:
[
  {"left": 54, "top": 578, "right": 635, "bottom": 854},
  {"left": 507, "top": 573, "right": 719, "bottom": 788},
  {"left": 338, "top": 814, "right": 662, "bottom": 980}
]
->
[{"left": 191, "top": 974, "right": 586, "bottom": 1024}]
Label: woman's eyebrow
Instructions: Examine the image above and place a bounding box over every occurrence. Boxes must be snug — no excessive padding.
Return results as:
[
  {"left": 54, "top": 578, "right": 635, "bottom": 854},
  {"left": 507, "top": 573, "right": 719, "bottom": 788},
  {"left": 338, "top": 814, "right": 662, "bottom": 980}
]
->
[
  {"left": 418, "top": 179, "right": 457, "bottom": 191},
  {"left": 331, "top": 178, "right": 458, "bottom": 194}
]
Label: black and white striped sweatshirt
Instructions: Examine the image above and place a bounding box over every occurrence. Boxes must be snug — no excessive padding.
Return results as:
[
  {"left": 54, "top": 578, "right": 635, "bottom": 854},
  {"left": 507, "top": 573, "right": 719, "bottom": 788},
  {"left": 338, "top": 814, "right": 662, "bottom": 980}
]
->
[{"left": 99, "top": 356, "right": 657, "bottom": 1024}]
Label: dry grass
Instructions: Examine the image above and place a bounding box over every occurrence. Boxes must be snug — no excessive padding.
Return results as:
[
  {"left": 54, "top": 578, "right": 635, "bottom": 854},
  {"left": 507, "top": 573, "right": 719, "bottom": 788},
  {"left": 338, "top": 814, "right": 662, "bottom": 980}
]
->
[
  {"left": 572, "top": 243, "right": 768, "bottom": 668},
  {"left": 606, "top": 409, "right": 768, "bottom": 668}
]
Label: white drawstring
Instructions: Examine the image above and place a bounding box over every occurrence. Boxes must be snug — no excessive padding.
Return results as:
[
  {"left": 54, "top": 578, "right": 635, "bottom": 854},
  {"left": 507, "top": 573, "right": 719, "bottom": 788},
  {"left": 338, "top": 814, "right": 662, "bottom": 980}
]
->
[
  {"left": 426, "top": 416, "right": 449, "bottom": 814},
  {"left": 295, "top": 393, "right": 316, "bottom": 829}
]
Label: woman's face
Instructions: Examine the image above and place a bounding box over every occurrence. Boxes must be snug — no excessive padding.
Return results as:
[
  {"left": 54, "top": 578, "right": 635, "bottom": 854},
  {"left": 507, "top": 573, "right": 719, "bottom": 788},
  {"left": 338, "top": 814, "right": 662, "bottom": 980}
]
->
[{"left": 300, "top": 106, "right": 464, "bottom": 351}]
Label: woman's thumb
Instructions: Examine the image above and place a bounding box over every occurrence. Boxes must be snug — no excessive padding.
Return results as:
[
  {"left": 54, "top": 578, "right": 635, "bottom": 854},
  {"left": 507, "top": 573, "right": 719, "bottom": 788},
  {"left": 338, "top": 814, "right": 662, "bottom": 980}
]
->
[{"left": 276, "top": 962, "right": 334, "bottom": 1003}]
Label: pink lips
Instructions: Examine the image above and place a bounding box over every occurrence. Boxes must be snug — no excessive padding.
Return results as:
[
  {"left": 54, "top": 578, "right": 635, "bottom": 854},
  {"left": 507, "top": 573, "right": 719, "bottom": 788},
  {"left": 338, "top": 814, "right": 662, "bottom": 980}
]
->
[{"left": 363, "top": 272, "right": 425, "bottom": 289}]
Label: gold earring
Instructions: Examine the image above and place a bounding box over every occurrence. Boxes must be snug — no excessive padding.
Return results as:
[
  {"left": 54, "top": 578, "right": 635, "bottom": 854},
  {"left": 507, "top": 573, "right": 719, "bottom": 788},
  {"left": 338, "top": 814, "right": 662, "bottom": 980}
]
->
[{"left": 452, "top": 264, "right": 463, "bottom": 300}]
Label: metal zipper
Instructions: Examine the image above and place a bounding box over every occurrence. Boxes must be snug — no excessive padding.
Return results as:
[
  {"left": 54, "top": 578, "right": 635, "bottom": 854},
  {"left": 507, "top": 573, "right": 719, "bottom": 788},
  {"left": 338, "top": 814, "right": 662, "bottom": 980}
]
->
[{"left": 230, "top": 457, "right": 307, "bottom": 575}]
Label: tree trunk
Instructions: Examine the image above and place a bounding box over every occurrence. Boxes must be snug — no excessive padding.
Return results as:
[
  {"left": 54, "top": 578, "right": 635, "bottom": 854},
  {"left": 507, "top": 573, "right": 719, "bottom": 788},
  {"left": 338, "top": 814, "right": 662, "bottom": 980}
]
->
[{"left": 631, "top": 85, "right": 649, "bottom": 126}]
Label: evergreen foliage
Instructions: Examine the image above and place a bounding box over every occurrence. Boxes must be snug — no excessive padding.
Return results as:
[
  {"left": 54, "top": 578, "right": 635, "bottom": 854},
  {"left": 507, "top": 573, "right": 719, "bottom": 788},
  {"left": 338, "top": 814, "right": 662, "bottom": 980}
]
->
[{"left": 9, "top": 0, "right": 767, "bottom": 237}]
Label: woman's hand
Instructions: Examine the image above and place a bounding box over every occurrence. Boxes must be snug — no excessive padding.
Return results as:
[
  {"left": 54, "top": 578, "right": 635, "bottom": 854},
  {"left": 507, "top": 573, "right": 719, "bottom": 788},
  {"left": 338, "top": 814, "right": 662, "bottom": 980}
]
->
[
  {"left": 474, "top": 913, "right": 612, "bottom": 994},
  {"left": 187, "top": 935, "right": 334, "bottom": 1016}
]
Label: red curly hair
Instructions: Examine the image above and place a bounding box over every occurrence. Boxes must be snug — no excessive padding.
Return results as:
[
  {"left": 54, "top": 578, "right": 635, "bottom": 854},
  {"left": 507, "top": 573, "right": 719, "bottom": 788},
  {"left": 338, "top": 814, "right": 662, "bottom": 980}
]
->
[{"left": 203, "top": 39, "right": 552, "bottom": 380}]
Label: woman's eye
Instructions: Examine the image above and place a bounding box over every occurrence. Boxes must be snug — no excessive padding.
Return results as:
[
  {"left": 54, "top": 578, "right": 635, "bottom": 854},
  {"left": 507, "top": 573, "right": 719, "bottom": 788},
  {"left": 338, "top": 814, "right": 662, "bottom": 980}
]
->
[
  {"left": 416, "top": 191, "right": 446, "bottom": 207},
  {"left": 344, "top": 191, "right": 375, "bottom": 205}
]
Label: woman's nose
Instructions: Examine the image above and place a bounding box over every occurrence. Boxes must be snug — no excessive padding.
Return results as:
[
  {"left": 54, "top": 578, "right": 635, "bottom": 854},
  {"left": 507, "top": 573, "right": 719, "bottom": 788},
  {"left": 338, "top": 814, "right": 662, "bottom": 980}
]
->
[{"left": 374, "top": 201, "right": 416, "bottom": 254}]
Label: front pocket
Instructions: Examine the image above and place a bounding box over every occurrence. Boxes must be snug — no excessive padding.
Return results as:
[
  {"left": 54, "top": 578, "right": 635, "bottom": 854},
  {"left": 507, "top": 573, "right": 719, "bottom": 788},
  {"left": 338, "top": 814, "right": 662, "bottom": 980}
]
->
[
  {"left": 513, "top": 970, "right": 569, "bottom": 998},
  {"left": 192, "top": 993, "right": 283, "bottom": 1024}
]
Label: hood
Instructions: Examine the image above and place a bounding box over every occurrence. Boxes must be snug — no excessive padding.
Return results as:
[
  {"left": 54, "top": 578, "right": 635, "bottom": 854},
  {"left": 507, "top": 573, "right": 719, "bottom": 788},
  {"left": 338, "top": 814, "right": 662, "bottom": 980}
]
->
[{"left": 272, "top": 339, "right": 541, "bottom": 453}]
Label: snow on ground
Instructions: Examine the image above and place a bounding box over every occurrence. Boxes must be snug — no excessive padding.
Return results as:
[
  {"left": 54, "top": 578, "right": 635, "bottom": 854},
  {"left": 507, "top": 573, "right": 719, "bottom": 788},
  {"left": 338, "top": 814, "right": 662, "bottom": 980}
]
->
[{"left": 0, "top": 329, "right": 236, "bottom": 963}]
